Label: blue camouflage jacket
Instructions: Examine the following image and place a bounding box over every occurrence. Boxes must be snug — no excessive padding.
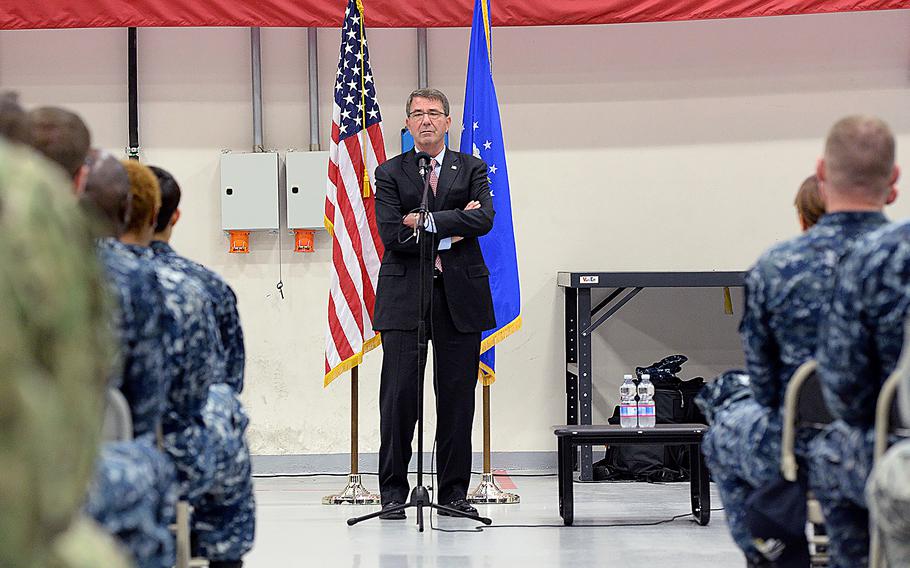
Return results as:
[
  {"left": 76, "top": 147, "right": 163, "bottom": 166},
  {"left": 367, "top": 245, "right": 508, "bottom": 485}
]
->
[
  {"left": 150, "top": 240, "right": 245, "bottom": 393},
  {"left": 96, "top": 238, "right": 171, "bottom": 437},
  {"left": 123, "top": 244, "right": 223, "bottom": 499},
  {"left": 740, "top": 212, "right": 888, "bottom": 410},
  {"left": 817, "top": 219, "right": 910, "bottom": 427}
]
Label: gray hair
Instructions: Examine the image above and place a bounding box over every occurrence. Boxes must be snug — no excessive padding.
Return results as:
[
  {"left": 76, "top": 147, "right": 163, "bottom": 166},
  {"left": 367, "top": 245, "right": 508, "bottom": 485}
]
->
[{"left": 406, "top": 88, "right": 450, "bottom": 116}]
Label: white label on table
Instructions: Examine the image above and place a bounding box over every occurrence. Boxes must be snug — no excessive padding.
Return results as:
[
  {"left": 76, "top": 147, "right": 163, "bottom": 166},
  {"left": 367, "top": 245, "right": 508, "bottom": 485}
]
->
[{"left": 579, "top": 275, "right": 600, "bottom": 284}]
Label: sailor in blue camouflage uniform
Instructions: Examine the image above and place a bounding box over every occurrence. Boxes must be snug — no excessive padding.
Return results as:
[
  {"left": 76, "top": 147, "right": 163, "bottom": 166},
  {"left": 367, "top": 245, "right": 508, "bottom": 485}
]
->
[
  {"left": 702, "top": 116, "right": 898, "bottom": 567},
  {"left": 149, "top": 166, "right": 255, "bottom": 566},
  {"left": 80, "top": 151, "right": 178, "bottom": 568},
  {"left": 811, "top": 224, "right": 909, "bottom": 566},
  {"left": 867, "top": 350, "right": 910, "bottom": 567},
  {"left": 119, "top": 159, "right": 221, "bottom": 505},
  {"left": 804, "top": 116, "right": 902, "bottom": 568}
]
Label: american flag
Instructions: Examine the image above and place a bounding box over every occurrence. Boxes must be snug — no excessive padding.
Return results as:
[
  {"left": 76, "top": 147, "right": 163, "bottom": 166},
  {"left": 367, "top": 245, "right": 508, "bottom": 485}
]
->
[{"left": 324, "top": 0, "right": 386, "bottom": 386}]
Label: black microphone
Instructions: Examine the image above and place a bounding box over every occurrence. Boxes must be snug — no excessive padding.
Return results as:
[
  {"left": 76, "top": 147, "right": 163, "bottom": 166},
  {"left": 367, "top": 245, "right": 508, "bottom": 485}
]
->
[
  {"left": 413, "top": 152, "right": 433, "bottom": 240},
  {"left": 415, "top": 151, "right": 432, "bottom": 177}
]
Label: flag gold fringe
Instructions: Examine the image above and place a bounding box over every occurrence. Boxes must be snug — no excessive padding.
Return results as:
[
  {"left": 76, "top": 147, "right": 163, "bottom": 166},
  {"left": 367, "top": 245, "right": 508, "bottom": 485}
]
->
[
  {"left": 476, "top": 315, "right": 522, "bottom": 385},
  {"left": 324, "top": 215, "right": 335, "bottom": 237},
  {"left": 324, "top": 333, "right": 382, "bottom": 387}
]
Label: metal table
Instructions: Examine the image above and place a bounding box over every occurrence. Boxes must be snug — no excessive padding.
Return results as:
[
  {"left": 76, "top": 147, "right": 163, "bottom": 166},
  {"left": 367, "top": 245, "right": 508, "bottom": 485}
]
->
[
  {"left": 554, "top": 424, "right": 710, "bottom": 526},
  {"left": 557, "top": 271, "right": 746, "bottom": 480}
]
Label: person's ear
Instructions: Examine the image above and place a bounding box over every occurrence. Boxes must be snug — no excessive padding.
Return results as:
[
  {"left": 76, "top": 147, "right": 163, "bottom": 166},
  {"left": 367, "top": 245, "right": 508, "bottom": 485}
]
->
[
  {"left": 816, "top": 158, "right": 826, "bottom": 184},
  {"left": 73, "top": 164, "right": 89, "bottom": 196},
  {"left": 170, "top": 208, "right": 181, "bottom": 227},
  {"left": 816, "top": 162, "right": 829, "bottom": 205},
  {"left": 885, "top": 165, "right": 900, "bottom": 205}
]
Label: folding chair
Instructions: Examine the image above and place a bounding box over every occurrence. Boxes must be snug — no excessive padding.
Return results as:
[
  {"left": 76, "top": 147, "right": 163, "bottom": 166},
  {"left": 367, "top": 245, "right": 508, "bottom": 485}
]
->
[
  {"left": 102, "top": 388, "right": 133, "bottom": 442},
  {"left": 162, "top": 421, "right": 207, "bottom": 568},
  {"left": 781, "top": 360, "right": 834, "bottom": 567},
  {"left": 103, "top": 389, "right": 205, "bottom": 567}
]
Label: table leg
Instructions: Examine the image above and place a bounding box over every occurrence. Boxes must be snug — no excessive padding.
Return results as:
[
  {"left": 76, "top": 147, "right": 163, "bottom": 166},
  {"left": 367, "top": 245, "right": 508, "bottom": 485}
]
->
[
  {"left": 577, "top": 288, "right": 593, "bottom": 481},
  {"left": 564, "top": 287, "right": 578, "bottom": 470},
  {"left": 689, "top": 443, "right": 711, "bottom": 526},
  {"left": 559, "top": 437, "right": 574, "bottom": 526}
]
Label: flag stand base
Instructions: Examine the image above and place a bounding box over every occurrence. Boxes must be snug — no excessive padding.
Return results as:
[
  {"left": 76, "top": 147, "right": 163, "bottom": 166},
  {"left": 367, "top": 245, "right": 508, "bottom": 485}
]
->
[
  {"left": 467, "top": 473, "right": 520, "bottom": 504},
  {"left": 322, "top": 474, "right": 380, "bottom": 505}
]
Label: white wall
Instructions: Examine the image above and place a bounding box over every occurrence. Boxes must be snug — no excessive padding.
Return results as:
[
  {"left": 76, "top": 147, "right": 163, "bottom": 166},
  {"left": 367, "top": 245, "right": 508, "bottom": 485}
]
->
[{"left": 3, "top": 9, "right": 910, "bottom": 455}]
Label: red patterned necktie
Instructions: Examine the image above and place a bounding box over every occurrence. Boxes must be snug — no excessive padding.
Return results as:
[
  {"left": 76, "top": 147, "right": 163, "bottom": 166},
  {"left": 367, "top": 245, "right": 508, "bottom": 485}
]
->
[{"left": 430, "top": 159, "right": 443, "bottom": 273}]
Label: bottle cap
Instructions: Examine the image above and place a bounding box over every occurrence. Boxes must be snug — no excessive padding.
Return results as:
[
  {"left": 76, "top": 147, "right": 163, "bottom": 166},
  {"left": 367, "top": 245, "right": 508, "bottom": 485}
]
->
[
  {"left": 642, "top": 374, "right": 650, "bottom": 380},
  {"left": 623, "top": 374, "right": 633, "bottom": 379}
]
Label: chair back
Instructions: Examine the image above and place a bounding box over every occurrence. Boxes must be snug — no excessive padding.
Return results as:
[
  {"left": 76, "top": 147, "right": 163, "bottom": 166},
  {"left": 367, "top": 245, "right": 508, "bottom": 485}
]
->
[
  {"left": 101, "top": 388, "right": 133, "bottom": 442},
  {"left": 781, "top": 360, "right": 834, "bottom": 481}
]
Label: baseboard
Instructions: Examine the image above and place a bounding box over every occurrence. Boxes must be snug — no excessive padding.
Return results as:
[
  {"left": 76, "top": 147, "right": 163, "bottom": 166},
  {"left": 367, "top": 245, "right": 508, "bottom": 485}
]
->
[{"left": 251, "top": 451, "right": 557, "bottom": 475}]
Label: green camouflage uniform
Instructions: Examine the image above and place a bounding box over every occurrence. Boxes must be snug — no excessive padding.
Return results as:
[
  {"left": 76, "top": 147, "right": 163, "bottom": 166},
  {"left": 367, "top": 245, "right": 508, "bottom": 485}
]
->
[{"left": 0, "top": 140, "right": 130, "bottom": 568}]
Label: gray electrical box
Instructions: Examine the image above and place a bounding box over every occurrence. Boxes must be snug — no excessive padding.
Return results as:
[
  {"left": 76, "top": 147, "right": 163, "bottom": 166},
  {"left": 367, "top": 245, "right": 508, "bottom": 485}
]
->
[
  {"left": 220, "top": 152, "right": 280, "bottom": 230},
  {"left": 285, "top": 151, "right": 329, "bottom": 230}
]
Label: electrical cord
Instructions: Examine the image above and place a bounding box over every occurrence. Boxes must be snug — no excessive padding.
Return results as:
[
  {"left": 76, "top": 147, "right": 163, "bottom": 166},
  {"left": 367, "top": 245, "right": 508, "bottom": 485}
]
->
[
  {"left": 253, "top": 471, "right": 557, "bottom": 479},
  {"left": 431, "top": 507, "right": 726, "bottom": 534}
]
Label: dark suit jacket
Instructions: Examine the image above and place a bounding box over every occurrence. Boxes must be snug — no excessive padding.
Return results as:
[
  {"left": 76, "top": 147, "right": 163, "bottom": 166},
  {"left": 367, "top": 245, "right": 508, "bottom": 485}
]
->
[{"left": 373, "top": 148, "right": 496, "bottom": 333}]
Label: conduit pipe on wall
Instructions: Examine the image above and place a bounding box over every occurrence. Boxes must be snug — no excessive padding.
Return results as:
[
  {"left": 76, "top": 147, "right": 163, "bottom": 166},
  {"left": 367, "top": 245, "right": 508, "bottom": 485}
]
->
[
  {"left": 417, "top": 28, "right": 428, "bottom": 89},
  {"left": 251, "top": 27, "right": 264, "bottom": 152},
  {"left": 307, "top": 27, "right": 320, "bottom": 151}
]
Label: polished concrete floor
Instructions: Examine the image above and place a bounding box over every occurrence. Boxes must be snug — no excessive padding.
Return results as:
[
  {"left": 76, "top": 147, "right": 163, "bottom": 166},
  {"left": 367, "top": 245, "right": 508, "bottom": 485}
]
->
[{"left": 245, "top": 472, "right": 743, "bottom": 567}]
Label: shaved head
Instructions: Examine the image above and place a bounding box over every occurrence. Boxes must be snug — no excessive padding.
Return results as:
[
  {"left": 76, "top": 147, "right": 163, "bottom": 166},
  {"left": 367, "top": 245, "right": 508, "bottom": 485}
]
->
[
  {"left": 81, "top": 150, "right": 131, "bottom": 236},
  {"left": 824, "top": 115, "right": 895, "bottom": 197}
]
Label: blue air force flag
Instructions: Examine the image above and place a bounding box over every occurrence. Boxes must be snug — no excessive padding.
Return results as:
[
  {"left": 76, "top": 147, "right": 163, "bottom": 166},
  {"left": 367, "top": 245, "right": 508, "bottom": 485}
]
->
[{"left": 461, "top": 0, "right": 521, "bottom": 385}]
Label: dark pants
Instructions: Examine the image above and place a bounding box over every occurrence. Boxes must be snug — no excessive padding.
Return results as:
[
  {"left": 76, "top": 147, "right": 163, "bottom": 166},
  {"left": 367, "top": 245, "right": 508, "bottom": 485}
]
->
[{"left": 378, "top": 278, "right": 480, "bottom": 505}]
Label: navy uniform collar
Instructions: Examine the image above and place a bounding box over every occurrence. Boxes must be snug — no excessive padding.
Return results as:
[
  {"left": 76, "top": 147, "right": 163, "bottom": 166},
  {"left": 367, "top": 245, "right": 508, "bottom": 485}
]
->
[
  {"left": 150, "top": 240, "right": 176, "bottom": 256},
  {"left": 816, "top": 211, "right": 887, "bottom": 227}
]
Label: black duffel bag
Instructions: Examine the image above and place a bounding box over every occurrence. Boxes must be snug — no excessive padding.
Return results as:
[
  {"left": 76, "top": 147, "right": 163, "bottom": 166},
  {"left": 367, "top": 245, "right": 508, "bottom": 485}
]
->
[{"left": 594, "top": 355, "right": 707, "bottom": 482}]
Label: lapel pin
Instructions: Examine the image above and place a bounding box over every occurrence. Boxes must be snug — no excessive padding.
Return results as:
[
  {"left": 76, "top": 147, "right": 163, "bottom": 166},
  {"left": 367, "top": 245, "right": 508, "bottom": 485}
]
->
[{"left": 451, "top": 165, "right": 458, "bottom": 170}]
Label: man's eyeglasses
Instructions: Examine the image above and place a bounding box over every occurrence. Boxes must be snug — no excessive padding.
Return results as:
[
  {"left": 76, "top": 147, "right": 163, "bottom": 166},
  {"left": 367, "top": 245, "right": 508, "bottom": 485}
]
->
[{"left": 408, "top": 110, "right": 447, "bottom": 120}]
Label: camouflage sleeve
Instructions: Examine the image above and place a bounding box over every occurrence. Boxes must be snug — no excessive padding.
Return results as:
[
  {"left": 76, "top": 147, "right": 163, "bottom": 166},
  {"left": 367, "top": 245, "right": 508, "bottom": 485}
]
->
[
  {"left": 127, "top": 270, "right": 170, "bottom": 434},
  {"left": 218, "top": 286, "right": 245, "bottom": 393},
  {"left": 739, "top": 264, "right": 781, "bottom": 408},
  {"left": 817, "top": 251, "right": 878, "bottom": 425},
  {"left": 183, "top": 284, "right": 227, "bottom": 412}
]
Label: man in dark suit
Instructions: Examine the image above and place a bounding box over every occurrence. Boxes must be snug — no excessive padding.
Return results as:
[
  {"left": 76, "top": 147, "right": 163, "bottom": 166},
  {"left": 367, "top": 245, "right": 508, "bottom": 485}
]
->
[{"left": 373, "top": 88, "right": 495, "bottom": 519}]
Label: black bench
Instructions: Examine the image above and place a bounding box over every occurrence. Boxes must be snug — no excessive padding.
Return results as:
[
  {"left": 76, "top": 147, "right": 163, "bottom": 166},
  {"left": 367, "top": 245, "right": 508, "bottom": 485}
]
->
[{"left": 554, "top": 424, "right": 711, "bottom": 526}]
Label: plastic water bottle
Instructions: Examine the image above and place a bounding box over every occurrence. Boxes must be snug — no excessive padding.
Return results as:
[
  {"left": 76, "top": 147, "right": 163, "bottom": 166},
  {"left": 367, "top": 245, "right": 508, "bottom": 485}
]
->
[
  {"left": 619, "top": 374, "right": 638, "bottom": 428},
  {"left": 637, "top": 374, "right": 656, "bottom": 428}
]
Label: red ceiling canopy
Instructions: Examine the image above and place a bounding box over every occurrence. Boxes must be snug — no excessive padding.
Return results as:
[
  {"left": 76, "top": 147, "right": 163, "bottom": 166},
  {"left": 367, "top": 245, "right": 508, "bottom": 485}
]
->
[{"left": 0, "top": 0, "right": 904, "bottom": 30}]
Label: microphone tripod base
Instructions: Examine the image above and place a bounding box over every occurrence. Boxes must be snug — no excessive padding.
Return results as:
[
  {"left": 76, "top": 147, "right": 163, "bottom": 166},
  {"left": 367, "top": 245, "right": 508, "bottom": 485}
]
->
[{"left": 346, "top": 485, "right": 493, "bottom": 531}]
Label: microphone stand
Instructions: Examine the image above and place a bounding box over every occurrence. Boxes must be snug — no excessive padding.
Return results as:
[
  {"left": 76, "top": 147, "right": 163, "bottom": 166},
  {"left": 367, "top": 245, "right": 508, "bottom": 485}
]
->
[{"left": 348, "top": 156, "right": 492, "bottom": 532}]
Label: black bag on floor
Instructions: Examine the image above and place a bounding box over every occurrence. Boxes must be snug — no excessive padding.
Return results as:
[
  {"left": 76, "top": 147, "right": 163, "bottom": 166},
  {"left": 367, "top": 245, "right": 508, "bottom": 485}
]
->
[{"left": 594, "top": 355, "right": 707, "bottom": 482}]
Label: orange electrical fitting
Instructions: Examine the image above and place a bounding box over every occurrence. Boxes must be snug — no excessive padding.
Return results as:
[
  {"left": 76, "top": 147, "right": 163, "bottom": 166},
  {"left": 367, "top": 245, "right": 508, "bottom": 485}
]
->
[
  {"left": 228, "top": 230, "right": 251, "bottom": 254},
  {"left": 294, "top": 229, "right": 315, "bottom": 253}
]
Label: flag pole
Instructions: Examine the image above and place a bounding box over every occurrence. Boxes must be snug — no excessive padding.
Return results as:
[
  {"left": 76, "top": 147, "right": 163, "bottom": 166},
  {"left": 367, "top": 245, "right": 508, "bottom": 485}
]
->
[
  {"left": 468, "top": 380, "right": 519, "bottom": 504},
  {"left": 323, "top": 365, "right": 380, "bottom": 505},
  {"left": 351, "top": 365, "right": 359, "bottom": 474}
]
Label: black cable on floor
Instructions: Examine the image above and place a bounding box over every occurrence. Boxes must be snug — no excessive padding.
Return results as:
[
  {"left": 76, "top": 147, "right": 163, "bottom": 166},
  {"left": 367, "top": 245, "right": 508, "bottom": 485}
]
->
[
  {"left": 252, "top": 472, "right": 353, "bottom": 478},
  {"left": 252, "top": 471, "right": 559, "bottom": 479},
  {"left": 430, "top": 507, "right": 726, "bottom": 534}
]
